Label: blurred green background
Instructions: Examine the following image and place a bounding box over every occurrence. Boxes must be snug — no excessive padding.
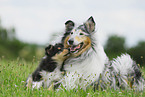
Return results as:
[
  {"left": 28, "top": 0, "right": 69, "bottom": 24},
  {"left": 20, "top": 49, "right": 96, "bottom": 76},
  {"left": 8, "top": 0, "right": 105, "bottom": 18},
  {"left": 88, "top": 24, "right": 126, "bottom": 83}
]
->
[
  {"left": 0, "top": 18, "right": 44, "bottom": 61},
  {"left": 0, "top": 18, "right": 145, "bottom": 66}
]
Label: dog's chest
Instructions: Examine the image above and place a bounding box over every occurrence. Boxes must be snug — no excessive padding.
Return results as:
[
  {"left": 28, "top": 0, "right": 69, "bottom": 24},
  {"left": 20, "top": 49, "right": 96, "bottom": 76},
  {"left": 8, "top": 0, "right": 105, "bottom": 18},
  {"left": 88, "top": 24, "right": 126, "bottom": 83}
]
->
[{"left": 62, "top": 51, "right": 106, "bottom": 89}]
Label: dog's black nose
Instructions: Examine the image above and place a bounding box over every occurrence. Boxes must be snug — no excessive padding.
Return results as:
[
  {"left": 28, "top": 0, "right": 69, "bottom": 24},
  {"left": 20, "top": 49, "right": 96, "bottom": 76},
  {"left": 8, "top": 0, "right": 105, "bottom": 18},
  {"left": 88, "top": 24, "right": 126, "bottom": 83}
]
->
[{"left": 68, "top": 39, "right": 74, "bottom": 45}]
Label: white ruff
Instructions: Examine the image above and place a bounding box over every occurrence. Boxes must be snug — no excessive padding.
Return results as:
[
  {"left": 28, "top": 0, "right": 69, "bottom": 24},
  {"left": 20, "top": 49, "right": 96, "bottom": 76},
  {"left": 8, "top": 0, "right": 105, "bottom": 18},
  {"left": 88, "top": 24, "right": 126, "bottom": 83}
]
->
[
  {"left": 40, "top": 66, "right": 63, "bottom": 88},
  {"left": 61, "top": 33, "right": 108, "bottom": 90}
]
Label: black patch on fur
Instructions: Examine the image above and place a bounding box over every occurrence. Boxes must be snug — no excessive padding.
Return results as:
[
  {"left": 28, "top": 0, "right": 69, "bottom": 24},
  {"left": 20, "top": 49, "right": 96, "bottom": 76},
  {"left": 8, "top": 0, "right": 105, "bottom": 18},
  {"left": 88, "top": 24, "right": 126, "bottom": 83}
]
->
[
  {"left": 135, "top": 69, "right": 141, "bottom": 79},
  {"left": 60, "top": 62, "right": 65, "bottom": 71},
  {"left": 32, "top": 68, "right": 42, "bottom": 81},
  {"left": 132, "top": 63, "right": 142, "bottom": 84},
  {"left": 32, "top": 43, "right": 63, "bottom": 82},
  {"left": 134, "top": 64, "right": 142, "bottom": 80}
]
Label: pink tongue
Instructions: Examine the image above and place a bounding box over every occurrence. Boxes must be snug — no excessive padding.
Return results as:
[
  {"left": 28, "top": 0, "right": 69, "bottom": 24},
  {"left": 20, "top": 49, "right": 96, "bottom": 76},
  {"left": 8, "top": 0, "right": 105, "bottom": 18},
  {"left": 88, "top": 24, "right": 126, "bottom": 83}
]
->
[
  {"left": 76, "top": 44, "right": 80, "bottom": 49},
  {"left": 70, "top": 44, "right": 80, "bottom": 52},
  {"left": 70, "top": 47, "right": 75, "bottom": 51}
]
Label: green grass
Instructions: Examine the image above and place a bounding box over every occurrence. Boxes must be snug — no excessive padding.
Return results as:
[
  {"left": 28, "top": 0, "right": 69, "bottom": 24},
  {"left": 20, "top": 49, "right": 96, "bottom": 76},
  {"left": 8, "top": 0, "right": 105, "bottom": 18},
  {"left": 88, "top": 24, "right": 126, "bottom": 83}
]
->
[{"left": 0, "top": 57, "right": 145, "bottom": 97}]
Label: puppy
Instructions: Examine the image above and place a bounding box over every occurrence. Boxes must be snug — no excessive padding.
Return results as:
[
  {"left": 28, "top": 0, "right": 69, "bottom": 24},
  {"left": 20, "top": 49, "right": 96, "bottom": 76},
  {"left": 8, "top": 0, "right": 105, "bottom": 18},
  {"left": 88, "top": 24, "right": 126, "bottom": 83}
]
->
[
  {"left": 26, "top": 43, "right": 69, "bottom": 89},
  {"left": 26, "top": 20, "right": 75, "bottom": 89}
]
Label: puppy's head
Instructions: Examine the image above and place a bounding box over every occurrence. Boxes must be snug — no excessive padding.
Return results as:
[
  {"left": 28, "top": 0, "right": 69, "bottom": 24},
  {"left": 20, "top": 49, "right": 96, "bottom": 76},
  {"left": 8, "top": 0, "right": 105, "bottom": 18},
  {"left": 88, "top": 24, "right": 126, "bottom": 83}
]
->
[
  {"left": 45, "top": 43, "right": 63, "bottom": 57},
  {"left": 64, "top": 16, "right": 96, "bottom": 57}
]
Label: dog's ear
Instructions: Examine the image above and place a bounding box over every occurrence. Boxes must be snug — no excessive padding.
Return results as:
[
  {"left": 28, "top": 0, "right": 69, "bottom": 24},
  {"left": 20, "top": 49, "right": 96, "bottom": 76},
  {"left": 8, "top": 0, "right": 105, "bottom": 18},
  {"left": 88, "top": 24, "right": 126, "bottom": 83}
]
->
[
  {"left": 65, "top": 20, "right": 75, "bottom": 32},
  {"left": 85, "top": 16, "right": 95, "bottom": 33}
]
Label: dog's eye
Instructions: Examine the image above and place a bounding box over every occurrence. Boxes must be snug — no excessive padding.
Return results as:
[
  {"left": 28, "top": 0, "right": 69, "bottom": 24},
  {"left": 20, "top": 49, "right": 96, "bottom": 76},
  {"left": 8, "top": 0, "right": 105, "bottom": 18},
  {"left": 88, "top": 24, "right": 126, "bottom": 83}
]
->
[
  {"left": 70, "top": 32, "right": 73, "bottom": 35},
  {"left": 80, "top": 33, "right": 84, "bottom": 35}
]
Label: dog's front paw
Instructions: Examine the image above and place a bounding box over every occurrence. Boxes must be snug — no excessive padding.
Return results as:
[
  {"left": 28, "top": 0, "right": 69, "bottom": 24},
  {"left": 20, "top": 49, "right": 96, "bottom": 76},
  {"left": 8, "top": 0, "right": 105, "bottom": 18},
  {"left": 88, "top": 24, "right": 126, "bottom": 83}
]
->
[
  {"left": 31, "top": 81, "right": 43, "bottom": 89},
  {"left": 25, "top": 75, "right": 33, "bottom": 89},
  {"left": 25, "top": 75, "right": 43, "bottom": 89}
]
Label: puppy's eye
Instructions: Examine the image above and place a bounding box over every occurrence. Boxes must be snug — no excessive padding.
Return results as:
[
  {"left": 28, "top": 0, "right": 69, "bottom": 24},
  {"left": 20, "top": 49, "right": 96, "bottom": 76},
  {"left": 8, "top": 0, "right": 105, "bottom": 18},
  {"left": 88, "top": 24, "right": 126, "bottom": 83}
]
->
[
  {"left": 70, "top": 32, "right": 73, "bottom": 35},
  {"left": 80, "top": 33, "right": 84, "bottom": 35},
  {"left": 57, "top": 47, "right": 61, "bottom": 50}
]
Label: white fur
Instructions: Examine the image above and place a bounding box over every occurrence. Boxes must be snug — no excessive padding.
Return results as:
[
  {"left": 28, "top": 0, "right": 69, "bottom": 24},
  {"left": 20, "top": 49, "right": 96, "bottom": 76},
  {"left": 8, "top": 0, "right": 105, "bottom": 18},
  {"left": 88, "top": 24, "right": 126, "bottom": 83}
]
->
[
  {"left": 26, "top": 75, "right": 43, "bottom": 89},
  {"left": 32, "top": 81, "right": 43, "bottom": 89},
  {"left": 108, "top": 54, "right": 144, "bottom": 91},
  {"left": 27, "top": 66, "right": 63, "bottom": 89},
  {"left": 61, "top": 33, "right": 108, "bottom": 90},
  {"left": 112, "top": 54, "right": 134, "bottom": 75},
  {"left": 110, "top": 54, "right": 135, "bottom": 90},
  {"left": 26, "top": 19, "right": 144, "bottom": 91},
  {"left": 40, "top": 66, "right": 63, "bottom": 88},
  {"left": 134, "top": 79, "right": 145, "bottom": 91}
]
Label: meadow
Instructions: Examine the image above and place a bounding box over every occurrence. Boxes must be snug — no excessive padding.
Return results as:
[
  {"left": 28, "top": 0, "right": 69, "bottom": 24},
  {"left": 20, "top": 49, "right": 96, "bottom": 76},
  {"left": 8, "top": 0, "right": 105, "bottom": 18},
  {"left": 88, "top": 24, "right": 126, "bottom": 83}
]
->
[{"left": 0, "top": 57, "right": 145, "bottom": 97}]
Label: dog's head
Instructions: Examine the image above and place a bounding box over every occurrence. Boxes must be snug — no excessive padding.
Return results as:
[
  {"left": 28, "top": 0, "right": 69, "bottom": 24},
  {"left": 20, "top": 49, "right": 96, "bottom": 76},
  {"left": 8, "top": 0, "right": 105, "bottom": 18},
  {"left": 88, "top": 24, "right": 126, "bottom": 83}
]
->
[{"left": 64, "top": 16, "right": 96, "bottom": 57}]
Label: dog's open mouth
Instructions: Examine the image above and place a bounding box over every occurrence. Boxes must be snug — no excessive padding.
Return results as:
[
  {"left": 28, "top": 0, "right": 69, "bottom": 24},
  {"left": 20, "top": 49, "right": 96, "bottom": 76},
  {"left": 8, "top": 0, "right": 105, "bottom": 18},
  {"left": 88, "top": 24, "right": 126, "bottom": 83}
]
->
[{"left": 69, "top": 42, "right": 84, "bottom": 53}]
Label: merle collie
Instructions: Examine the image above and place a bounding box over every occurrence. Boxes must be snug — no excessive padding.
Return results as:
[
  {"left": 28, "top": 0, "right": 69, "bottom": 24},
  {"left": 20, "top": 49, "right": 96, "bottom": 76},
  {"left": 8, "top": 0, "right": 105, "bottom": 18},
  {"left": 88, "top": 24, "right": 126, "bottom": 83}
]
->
[
  {"left": 26, "top": 16, "right": 144, "bottom": 91},
  {"left": 61, "top": 16, "right": 144, "bottom": 91}
]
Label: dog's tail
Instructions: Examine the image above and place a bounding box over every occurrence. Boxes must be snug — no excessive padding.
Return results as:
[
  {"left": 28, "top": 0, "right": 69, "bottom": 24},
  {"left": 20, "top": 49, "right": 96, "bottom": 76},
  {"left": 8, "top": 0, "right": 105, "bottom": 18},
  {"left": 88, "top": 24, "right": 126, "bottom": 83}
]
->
[{"left": 111, "top": 54, "right": 145, "bottom": 91}]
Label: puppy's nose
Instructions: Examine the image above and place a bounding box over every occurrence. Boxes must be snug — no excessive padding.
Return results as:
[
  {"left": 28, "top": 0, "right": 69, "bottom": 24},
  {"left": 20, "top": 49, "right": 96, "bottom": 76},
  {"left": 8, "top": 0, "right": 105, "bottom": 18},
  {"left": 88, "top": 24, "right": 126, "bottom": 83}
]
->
[{"left": 68, "top": 39, "right": 74, "bottom": 45}]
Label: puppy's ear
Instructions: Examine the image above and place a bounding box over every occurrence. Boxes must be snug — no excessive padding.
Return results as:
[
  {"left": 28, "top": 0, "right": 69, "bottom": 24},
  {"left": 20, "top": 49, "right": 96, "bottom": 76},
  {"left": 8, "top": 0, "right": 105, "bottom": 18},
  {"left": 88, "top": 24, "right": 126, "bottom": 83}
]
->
[
  {"left": 65, "top": 20, "right": 75, "bottom": 32},
  {"left": 45, "top": 45, "right": 53, "bottom": 55},
  {"left": 85, "top": 16, "right": 95, "bottom": 33}
]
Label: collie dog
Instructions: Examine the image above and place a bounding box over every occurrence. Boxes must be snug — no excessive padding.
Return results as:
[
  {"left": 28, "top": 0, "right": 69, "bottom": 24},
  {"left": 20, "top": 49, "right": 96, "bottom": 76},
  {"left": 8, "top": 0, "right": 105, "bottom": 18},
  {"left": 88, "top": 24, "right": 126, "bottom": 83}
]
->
[{"left": 26, "top": 16, "right": 144, "bottom": 91}]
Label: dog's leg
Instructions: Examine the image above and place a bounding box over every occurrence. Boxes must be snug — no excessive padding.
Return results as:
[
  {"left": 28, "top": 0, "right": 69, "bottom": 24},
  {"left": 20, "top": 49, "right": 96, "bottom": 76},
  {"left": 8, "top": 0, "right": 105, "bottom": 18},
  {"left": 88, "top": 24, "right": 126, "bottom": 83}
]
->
[
  {"left": 26, "top": 67, "right": 44, "bottom": 89},
  {"left": 52, "top": 49, "right": 70, "bottom": 66}
]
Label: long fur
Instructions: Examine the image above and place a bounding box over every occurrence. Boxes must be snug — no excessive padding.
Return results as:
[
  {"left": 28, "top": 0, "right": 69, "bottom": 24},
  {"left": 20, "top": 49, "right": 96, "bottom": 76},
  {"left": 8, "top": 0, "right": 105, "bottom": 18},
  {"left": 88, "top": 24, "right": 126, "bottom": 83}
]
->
[
  {"left": 26, "top": 16, "right": 144, "bottom": 91},
  {"left": 26, "top": 20, "right": 75, "bottom": 89},
  {"left": 60, "top": 17, "right": 144, "bottom": 91},
  {"left": 99, "top": 54, "right": 144, "bottom": 91},
  {"left": 26, "top": 43, "right": 65, "bottom": 89},
  {"left": 61, "top": 32, "right": 108, "bottom": 90}
]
